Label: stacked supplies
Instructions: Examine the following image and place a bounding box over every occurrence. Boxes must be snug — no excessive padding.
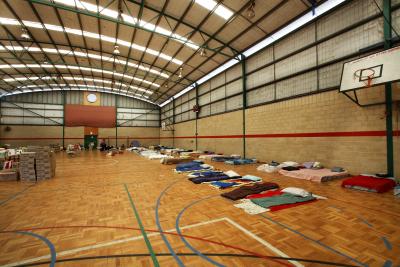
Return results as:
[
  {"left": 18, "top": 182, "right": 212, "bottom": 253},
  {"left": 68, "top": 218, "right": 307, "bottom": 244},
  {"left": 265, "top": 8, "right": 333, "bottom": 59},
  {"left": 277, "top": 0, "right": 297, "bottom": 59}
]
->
[
  {"left": 49, "top": 144, "right": 61, "bottom": 152},
  {"left": 0, "top": 169, "right": 18, "bottom": 181},
  {"left": 27, "top": 146, "right": 56, "bottom": 180},
  {"left": 19, "top": 152, "right": 36, "bottom": 181}
]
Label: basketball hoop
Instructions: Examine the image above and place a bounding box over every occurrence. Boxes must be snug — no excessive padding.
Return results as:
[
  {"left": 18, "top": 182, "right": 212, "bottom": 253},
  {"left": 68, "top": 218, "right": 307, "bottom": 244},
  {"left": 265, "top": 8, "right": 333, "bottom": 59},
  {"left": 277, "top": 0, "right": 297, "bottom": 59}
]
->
[{"left": 353, "top": 68, "right": 375, "bottom": 87}]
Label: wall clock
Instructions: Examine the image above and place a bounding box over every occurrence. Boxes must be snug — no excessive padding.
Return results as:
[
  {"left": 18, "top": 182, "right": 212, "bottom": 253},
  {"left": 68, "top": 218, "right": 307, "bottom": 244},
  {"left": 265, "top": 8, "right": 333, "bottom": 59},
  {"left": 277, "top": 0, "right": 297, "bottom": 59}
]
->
[{"left": 87, "top": 93, "right": 97, "bottom": 103}]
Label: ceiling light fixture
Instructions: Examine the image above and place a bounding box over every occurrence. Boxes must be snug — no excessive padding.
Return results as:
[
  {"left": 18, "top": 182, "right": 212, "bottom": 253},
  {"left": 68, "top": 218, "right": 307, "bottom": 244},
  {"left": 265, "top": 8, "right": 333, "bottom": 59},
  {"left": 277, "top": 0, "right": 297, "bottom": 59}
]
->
[
  {"left": 200, "top": 47, "right": 207, "bottom": 57},
  {"left": 0, "top": 45, "right": 169, "bottom": 78},
  {"left": 0, "top": 63, "right": 160, "bottom": 87},
  {"left": 118, "top": 8, "right": 123, "bottom": 21},
  {"left": 0, "top": 17, "right": 184, "bottom": 65},
  {"left": 246, "top": 1, "right": 255, "bottom": 19},
  {"left": 178, "top": 67, "right": 183, "bottom": 78},
  {"left": 113, "top": 45, "right": 120, "bottom": 55},
  {"left": 21, "top": 27, "right": 30, "bottom": 39}
]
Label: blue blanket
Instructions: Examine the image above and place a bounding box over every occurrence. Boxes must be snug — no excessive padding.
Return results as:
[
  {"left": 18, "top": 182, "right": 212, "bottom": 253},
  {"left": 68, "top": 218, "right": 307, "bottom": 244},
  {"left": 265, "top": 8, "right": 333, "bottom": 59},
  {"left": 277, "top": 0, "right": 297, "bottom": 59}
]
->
[
  {"left": 176, "top": 161, "right": 208, "bottom": 172},
  {"left": 225, "top": 159, "right": 256, "bottom": 165}
]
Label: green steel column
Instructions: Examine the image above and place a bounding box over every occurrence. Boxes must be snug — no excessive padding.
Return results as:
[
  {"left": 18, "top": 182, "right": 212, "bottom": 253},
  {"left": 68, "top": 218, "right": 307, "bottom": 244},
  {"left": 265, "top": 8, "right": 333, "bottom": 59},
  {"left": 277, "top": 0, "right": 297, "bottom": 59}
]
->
[
  {"left": 172, "top": 98, "right": 175, "bottom": 148},
  {"left": 62, "top": 91, "right": 65, "bottom": 148},
  {"left": 195, "top": 83, "right": 199, "bottom": 151},
  {"left": 383, "top": 0, "right": 394, "bottom": 176},
  {"left": 115, "top": 95, "right": 118, "bottom": 148},
  {"left": 241, "top": 54, "right": 247, "bottom": 158}
]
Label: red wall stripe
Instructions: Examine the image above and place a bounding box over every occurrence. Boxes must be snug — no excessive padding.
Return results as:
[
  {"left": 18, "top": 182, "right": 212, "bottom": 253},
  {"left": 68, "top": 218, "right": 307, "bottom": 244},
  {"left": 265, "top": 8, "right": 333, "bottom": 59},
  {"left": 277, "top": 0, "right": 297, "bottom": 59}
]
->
[{"left": 2, "top": 130, "right": 399, "bottom": 141}]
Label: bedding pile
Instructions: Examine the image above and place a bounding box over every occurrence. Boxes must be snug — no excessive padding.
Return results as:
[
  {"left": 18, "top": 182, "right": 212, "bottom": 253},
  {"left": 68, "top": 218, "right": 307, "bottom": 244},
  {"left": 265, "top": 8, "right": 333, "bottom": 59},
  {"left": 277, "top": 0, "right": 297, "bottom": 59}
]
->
[
  {"left": 221, "top": 182, "right": 279, "bottom": 200},
  {"left": 342, "top": 175, "right": 396, "bottom": 193},
  {"left": 211, "top": 156, "right": 241, "bottom": 162},
  {"left": 279, "top": 168, "right": 349, "bottom": 182},
  {"left": 175, "top": 161, "right": 213, "bottom": 173},
  {"left": 233, "top": 187, "right": 320, "bottom": 214},
  {"left": 225, "top": 158, "right": 257, "bottom": 165},
  {"left": 160, "top": 157, "right": 194, "bottom": 165}
]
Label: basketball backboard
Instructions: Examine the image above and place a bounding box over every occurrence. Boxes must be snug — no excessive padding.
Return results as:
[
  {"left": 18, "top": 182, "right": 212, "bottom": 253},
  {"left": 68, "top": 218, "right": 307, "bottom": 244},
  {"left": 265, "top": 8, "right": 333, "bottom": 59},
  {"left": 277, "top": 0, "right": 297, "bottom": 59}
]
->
[{"left": 340, "top": 46, "right": 400, "bottom": 92}]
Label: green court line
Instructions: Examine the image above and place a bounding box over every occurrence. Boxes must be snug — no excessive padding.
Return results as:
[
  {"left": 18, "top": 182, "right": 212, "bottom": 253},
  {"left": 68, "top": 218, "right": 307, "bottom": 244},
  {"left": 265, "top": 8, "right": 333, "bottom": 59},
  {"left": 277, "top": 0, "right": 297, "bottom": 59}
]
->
[{"left": 123, "top": 184, "right": 160, "bottom": 267}]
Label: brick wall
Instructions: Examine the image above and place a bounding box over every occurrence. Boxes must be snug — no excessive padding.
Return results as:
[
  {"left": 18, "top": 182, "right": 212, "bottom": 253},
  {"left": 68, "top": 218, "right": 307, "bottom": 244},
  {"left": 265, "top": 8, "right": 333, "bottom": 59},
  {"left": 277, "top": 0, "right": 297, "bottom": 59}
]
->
[{"left": 159, "top": 87, "right": 400, "bottom": 177}]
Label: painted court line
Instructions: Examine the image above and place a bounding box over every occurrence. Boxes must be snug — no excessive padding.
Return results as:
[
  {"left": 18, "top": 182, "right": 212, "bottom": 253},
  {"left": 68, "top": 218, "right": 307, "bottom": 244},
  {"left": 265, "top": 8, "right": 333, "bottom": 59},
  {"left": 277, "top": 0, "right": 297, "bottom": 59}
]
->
[
  {"left": 223, "top": 218, "right": 303, "bottom": 267},
  {"left": 0, "top": 218, "right": 226, "bottom": 267},
  {"left": 0, "top": 217, "right": 297, "bottom": 267}
]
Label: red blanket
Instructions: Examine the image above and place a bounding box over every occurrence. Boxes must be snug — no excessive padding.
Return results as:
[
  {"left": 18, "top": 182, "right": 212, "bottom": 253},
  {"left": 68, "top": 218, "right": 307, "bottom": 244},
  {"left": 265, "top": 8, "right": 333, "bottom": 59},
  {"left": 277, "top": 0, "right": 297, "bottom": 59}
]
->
[
  {"left": 246, "top": 190, "right": 317, "bottom": 211},
  {"left": 342, "top": 175, "right": 396, "bottom": 193}
]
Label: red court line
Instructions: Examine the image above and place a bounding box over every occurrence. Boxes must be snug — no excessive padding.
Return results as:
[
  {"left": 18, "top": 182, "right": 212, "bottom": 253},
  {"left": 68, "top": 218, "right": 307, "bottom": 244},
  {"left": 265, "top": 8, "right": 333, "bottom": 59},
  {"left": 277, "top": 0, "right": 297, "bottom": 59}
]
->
[
  {"left": 0, "top": 225, "right": 293, "bottom": 267},
  {"left": 2, "top": 130, "right": 399, "bottom": 141}
]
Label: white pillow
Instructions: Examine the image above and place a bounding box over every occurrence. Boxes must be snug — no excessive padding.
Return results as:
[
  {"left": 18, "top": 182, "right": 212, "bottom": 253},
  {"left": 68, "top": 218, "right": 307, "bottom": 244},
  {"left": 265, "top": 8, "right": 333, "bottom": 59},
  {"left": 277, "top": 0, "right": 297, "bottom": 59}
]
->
[
  {"left": 281, "top": 161, "right": 299, "bottom": 167},
  {"left": 225, "top": 170, "right": 240, "bottom": 177},
  {"left": 282, "top": 187, "right": 310, "bottom": 197}
]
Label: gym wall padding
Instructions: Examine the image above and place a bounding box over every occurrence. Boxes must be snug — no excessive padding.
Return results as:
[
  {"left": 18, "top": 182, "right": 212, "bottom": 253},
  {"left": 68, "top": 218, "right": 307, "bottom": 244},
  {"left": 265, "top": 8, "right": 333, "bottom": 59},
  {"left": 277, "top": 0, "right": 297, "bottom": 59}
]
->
[{"left": 64, "top": 105, "right": 116, "bottom": 128}]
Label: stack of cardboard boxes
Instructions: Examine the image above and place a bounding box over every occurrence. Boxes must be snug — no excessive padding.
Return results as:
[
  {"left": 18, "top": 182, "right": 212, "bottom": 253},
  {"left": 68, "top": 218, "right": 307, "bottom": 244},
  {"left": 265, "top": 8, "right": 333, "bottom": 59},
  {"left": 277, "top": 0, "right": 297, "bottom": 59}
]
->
[
  {"left": 19, "top": 152, "right": 36, "bottom": 182},
  {"left": 49, "top": 144, "right": 61, "bottom": 153},
  {"left": 26, "top": 146, "right": 56, "bottom": 181}
]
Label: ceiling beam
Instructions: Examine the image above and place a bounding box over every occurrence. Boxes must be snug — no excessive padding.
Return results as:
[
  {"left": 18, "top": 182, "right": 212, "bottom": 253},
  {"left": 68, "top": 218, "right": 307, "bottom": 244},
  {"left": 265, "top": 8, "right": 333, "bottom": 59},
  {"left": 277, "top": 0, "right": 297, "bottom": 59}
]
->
[
  {"left": 27, "top": 0, "right": 234, "bottom": 58},
  {"left": 154, "top": 0, "right": 290, "bottom": 103},
  {"left": 125, "top": 0, "right": 239, "bottom": 55}
]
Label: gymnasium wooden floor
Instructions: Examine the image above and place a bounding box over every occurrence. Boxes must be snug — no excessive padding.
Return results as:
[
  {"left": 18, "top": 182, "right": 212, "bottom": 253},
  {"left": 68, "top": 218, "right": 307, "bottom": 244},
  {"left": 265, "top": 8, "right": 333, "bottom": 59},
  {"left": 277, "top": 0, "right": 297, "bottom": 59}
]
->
[{"left": 0, "top": 151, "right": 399, "bottom": 267}]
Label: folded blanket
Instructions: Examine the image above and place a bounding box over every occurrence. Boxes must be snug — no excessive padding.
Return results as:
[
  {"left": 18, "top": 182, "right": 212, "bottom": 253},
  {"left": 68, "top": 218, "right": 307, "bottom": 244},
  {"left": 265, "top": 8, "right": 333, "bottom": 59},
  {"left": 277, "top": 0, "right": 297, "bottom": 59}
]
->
[
  {"left": 251, "top": 193, "right": 316, "bottom": 208},
  {"left": 187, "top": 171, "right": 224, "bottom": 178},
  {"left": 257, "top": 164, "right": 279, "bottom": 173},
  {"left": 240, "top": 175, "right": 262, "bottom": 182},
  {"left": 234, "top": 199, "right": 269, "bottom": 214},
  {"left": 161, "top": 157, "right": 194, "bottom": 165},
  {"left": 221, "top": 182, "right": 279, "bottom": 200},
  {"left": 212, "top": 157, "right": 238, "bottom": 162},
  {"left": 175, "top": 161, "right": 211, "bottom": 172},
  {"left": 279, "top": 168, "right": 349, "bottom": 182},
  {"left": 189, "top": 174, "right": 232, "bottom": 184},
  {"left": 342, "top": 175, "right": 396, "bottom": 193},
  {"left": 210, "top": 181, "right": 239, "bottom": 189},
  {"left": 225, "top": 159, "right": 257, "bottom": 165}
]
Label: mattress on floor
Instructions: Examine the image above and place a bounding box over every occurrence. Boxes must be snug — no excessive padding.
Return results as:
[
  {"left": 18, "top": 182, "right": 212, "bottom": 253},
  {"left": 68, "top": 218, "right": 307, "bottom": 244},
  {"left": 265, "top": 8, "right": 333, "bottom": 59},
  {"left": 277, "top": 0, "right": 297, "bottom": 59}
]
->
[
  {"left": 278, "top": 168, "right": 349, "bottom": 182},
  {"left": 341, "top": 175, "right": 396, "bottom": 193}
]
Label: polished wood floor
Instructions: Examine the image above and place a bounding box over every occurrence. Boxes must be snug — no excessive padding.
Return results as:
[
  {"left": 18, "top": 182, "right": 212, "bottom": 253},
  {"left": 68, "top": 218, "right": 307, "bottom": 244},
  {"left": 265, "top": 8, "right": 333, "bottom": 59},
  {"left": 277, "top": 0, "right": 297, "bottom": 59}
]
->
[{"left": 0, "top": 151, "right": 399, "bottom": 267}]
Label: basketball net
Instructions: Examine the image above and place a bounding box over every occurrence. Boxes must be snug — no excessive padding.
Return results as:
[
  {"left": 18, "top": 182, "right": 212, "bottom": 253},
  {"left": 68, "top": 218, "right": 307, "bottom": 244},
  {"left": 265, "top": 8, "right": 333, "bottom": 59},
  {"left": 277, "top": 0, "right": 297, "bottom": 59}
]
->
[{"left": 353, "top": 69, "right": 375, "bottom": 88}]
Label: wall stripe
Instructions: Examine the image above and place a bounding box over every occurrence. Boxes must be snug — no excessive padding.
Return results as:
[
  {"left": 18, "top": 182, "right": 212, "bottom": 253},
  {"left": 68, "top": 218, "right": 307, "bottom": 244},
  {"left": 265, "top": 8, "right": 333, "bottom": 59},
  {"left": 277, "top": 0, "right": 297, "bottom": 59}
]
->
[{"left": 2, "top": 130, "right": 399, "bottom": 141}]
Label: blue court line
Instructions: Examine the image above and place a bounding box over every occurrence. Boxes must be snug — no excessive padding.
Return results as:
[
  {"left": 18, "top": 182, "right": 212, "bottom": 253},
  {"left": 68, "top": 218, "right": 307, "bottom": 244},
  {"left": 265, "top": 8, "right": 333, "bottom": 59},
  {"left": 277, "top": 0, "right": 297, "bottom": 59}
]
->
[
  {"left": 259, "top": 214, "right": 368, "bottom": 267},
  {"left": 358, "top": 216, "right": 373, "bottom": 228},
  {"left": 381, "top": 237, "right": 392, "bottom": 251},
  {"left": 176, "top": 195, "right": 224, "bottom": 267},
  {"left": 10, "top": 231, "right": 56, "bottom": 267},
  {"left": 0, "top": 185, "right": 34, "bottom": 207},
  {"left": 382, "top": 260, "right": 392, "bottom": 267},
  {"left": 155, "top": 180, "right": 185, "bottom": 267}
]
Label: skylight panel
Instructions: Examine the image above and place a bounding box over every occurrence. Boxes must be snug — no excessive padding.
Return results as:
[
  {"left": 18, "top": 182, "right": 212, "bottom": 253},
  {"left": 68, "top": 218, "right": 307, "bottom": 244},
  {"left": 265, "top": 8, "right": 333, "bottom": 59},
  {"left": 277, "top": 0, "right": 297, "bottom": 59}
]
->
[
  {"left": 195, "top": 0, "right": 233, "bottom": 20},
  {"left": 0, "top": 17, "right": 183, "bottom": 65},
  {"left": 0, "top": 63, "right": 160, "bottom": 88},
  {"left": 4, "top": 75, "right": 153, "bottom": 95},
  {"left": 49, "top": 0, "right": 199, "bottom": 50}
]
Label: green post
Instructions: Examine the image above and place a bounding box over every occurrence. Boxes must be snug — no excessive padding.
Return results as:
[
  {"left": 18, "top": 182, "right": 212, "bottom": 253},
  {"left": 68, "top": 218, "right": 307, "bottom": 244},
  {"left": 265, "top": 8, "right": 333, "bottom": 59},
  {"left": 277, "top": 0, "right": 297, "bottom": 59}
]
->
[
  {"left": 241, "top": 54, "right": 247, "bottom": 158},
  {"left": 115, "top": 95, "right": 118, "bottom": 148},
  {"left": 195, "top": 83, "right": 199, "bottom": 151},
  {"left": 62, "top": 91, "right": 65, "bottom": 148},
  {"left": 172, "top": 98, "right": 175, "bottom": 148},
  {"left": 383, "top": 0, "right": 394, "bottom": 176}
]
